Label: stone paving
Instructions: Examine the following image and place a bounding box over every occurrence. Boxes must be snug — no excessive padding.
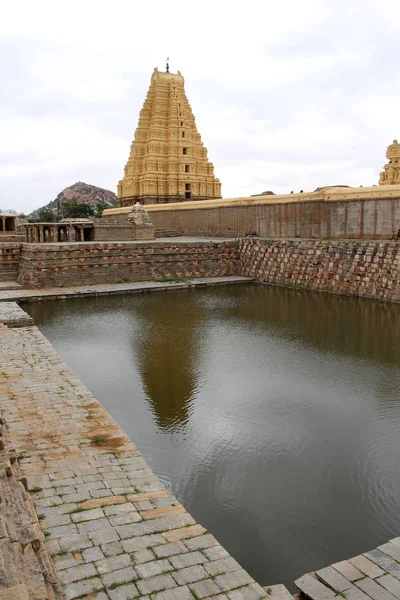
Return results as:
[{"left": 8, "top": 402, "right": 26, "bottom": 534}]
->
[
  {"left": 0, "top": 309, "right": 267, "bottom": 599},
  {"left": 294, "top": 541, "right": 400, "bottom": 600},
  {"left": 0, "top": 276, "right": 254, "bottom": 303},
  {"left": 0, "top": 302, "right": 34, "bottom": 327}
]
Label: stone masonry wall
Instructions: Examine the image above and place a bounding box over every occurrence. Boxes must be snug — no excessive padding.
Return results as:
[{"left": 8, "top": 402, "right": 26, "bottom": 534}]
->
[
  {"left": 239, "top": 238, "right": 400, "bottom": 302},
  {"left": 149, "top": 197, "right": 400, "bottom": 239},
  {"left": 0, "top": 242, "right": 22, "bottom": 281},
  {"left": 17, "top": 241, "right": 239, "bottom": 288}
]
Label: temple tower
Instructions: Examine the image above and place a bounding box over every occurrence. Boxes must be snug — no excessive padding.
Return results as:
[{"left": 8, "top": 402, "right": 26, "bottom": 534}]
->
[
  {"left": 117, "top": 67, "right": 222, "bottom": 206},
  {"left": 379, "top": 139, "right": 400, "bottom": 185}
]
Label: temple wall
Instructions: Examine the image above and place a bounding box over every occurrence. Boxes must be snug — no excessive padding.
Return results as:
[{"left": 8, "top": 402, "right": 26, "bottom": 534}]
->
[
  {"left": 0, "top": 243, "right": 23, "bottom": 281},
  {"left": 94, "top": 223, "right": 153, "bottom": 241},
  {"left": 16, "top": 241, "right": 239, "bottom": 288},
  {"left": 147, "top": 197, "right": 400, "bottom": 239},
  {"left": 239, "top": 238, "right": 400, "bottom": 302}
]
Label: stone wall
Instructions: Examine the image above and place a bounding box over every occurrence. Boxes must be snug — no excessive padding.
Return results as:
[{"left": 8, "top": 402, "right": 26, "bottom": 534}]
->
[
  {"left": 148, "top": 197, "right": 400, "bottom": 239},
  {"left": 0, "top": 243, "right": 22, "bottom": 281},
  {"left": 239, "top": 238, "right": 400, "bottom": 302},
  {"left": 17, "top": 240, "right": 239, "bottom": 288},
  {"left": 94, "top": 223, "right": 140, "bottom": 241},
  {"left": 10, "top": 238, "right": 400, "bottom": 302}
]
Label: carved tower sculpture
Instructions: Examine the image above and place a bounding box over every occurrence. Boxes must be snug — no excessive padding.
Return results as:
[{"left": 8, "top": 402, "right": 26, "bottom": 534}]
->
[
  {"left": 379, "top": 140, "right": 400, "bottom": 185},
  {"left": 118, "top": 67, "right": 222, "bottom": 206}
]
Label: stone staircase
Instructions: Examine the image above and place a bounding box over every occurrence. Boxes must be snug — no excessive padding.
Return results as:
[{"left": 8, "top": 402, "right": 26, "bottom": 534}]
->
[
  {"left": 154, "top": 227, "right": 180, "bottom": 238},
  {"left": 0, "top": 282, "right": 22, "bottom": 291},
  {"left": 0, "top": 245, "right": 21, "bottom": 289},
  {"left": 0, "top": 415, "right": 63, "bottom": 599}
]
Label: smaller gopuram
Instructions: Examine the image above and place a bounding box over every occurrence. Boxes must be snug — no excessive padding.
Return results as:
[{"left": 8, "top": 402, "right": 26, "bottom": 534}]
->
[
  {"left": 379, "top": 139, "right": 400, "bottom": 185},
  {"left": 117, "top": 65, "right": 222, "bottom": 206}
]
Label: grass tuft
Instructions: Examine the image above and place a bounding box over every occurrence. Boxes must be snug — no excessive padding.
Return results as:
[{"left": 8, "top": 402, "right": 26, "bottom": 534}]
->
[{"left": 91, "top": 435, "right": 108, "bottom": 445}]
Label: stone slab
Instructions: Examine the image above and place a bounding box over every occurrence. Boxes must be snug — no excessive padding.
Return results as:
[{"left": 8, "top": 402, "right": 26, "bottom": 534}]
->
[
  {"left": 0, "top": 276, "right": 254, "bottom": 303},
  {"left": 294, "top": 573, "right": 336, "bottom": 600},
  {"left": 316, "top": 565, "right": 353, "bottom": 591},
  {"left": 264, "top": 583, "right": 294, "bottom": 600},
  {"left": 350, "top": 555, "right": 386, "bottom": 579},
  {"left": 332, "top": 560, "right": 364, "bottom": 582},
  {"left": 355, "top": 576, "right": 397, "bottom": 600},
  {"left": 0, "top": 302, "right": 33, "bottom": 327}
]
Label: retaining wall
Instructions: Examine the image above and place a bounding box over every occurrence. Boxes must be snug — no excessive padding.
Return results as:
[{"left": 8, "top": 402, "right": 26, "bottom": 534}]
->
[
  {"left": 148, "top": 197, "right": 400, "bottom": 239},
  {"left": 17, "top": 240, "right": 239, "bottom": 288},
  {"left": 0, "top": 242, "right": 23, "bottom": 281},
  {"left": 8, "top": 238, "right": 400, "bottom": 303},
  {"left": 239, "top": 238, "right": 400, "bottom": 302}
]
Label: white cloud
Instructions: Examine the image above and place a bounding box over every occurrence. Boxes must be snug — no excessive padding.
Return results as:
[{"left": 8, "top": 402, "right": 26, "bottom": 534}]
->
[{"left": 1, "top": 0, "right": 400, "bottom": 212}]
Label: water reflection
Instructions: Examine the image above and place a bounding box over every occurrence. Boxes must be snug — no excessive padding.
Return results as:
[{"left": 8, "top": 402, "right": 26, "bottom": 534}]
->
[
  {"left": 133, "top": 293, "right": 203, "bottom": 431},
  {"left": 192, "top": 285, "right": 400, "bottom": 364}
]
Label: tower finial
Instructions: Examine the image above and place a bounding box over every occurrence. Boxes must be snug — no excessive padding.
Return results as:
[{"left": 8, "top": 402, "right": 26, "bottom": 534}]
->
[{"left": 166, "top": 57, "right": 169, "bottom": 73}]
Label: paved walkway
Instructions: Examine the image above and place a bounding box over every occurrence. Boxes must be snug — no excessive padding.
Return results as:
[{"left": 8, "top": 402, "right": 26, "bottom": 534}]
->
[
  {"left": 0, "top": 309, "right": 267, "bottom": 599},
  {"left": 0, "top": 276, "right": 254, "bottom": 303}
]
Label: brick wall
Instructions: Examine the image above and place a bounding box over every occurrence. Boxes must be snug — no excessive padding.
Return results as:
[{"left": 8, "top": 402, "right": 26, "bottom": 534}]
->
[
  {"left": 149, "top": 197, "right": 400, "bottom": 239},
  {"left": 239, "top": 238, "right": 400, "bottom": 302},
  {"left": 0, "top": 243, "right": 22, "bottom": 281},
  {"left": 17, "top": 241, "right": 239, "bottom": 288}
]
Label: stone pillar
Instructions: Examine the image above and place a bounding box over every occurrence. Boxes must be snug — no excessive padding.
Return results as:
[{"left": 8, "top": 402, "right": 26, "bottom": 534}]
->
[{"left": 68, "top": 226, "right": 76, "bottom": 242}]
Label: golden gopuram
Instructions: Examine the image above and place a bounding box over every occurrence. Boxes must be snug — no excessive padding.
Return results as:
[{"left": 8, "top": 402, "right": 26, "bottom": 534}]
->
[
  {"left": 117, "top": 66, "right": 222, "bottom": 206},
  {"left": 379, "top": 139, "right": 400, "bottom": 185}
]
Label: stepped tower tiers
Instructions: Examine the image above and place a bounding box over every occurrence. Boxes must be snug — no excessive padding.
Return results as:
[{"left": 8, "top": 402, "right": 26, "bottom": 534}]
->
[
  {"left": 379, "top": 139, "right": 400, "bottom": 185},
  {"left": 118, "top": 68, "right": 222, "bottom": 207}
]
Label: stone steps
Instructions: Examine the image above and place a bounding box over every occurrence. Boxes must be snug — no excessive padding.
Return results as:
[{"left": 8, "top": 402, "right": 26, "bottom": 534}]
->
[
  {"left": 0, "top": 282, "right": 21, "bottom": 291},
  {"left": 155, "top": 228, "right": 180, "bottom": 237},
  {"left": 0, "top": 270, "right": 19, "bottom": 282}
]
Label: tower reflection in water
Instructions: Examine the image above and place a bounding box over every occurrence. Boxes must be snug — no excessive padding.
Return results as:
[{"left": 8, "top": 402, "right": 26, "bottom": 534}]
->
[{"left": 134, "top": 292, "right": 204, "bottom": 431}]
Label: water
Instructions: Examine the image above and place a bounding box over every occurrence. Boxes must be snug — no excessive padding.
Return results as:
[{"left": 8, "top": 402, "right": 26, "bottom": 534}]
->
[{"left": 23, "top": 285, "right": 400, "bottom": 589}]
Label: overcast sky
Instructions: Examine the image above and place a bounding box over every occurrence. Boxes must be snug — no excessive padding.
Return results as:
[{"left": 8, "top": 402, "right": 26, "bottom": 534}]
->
[{"left": 1, "top": 0, "right": 400, "bottom": 213}]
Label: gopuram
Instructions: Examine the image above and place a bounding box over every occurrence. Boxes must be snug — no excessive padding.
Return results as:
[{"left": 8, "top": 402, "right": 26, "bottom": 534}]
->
[
  {"left": 379, "top": 139, "right": 400, "bottom": 185},
  {"left": 117, "top": 64, "right": 222, "bottom": 206}
]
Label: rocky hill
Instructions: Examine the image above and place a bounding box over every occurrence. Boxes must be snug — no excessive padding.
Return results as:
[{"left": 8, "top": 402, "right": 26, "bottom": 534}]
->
[{"left": 29, "top": 182, "right": 117, "bottom": 220}]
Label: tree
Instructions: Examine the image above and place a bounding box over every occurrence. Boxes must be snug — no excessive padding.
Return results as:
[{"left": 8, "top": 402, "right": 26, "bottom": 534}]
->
[
  {"left": 62, "top": 200, "right": 95, "bottom": 219},
  {"left": 29, "top": 208, "right": 57, "bottom": 223},
  {"left": 95, "top": 201, "right": 108, "bottom": 218}
]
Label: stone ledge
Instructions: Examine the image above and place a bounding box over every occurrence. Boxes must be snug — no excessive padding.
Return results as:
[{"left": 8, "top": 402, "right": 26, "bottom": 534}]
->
[{"left": 0, "top": 302, "right": 34, "bottom": 327}]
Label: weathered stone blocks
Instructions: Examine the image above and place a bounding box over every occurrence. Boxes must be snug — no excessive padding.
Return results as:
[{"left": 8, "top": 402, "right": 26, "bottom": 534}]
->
[
  {"left": 17, "top": 241, "right": 239, "bottom": 288},
  {"left": 239, "top": 239, "right": 400, "bottom": 302}
]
